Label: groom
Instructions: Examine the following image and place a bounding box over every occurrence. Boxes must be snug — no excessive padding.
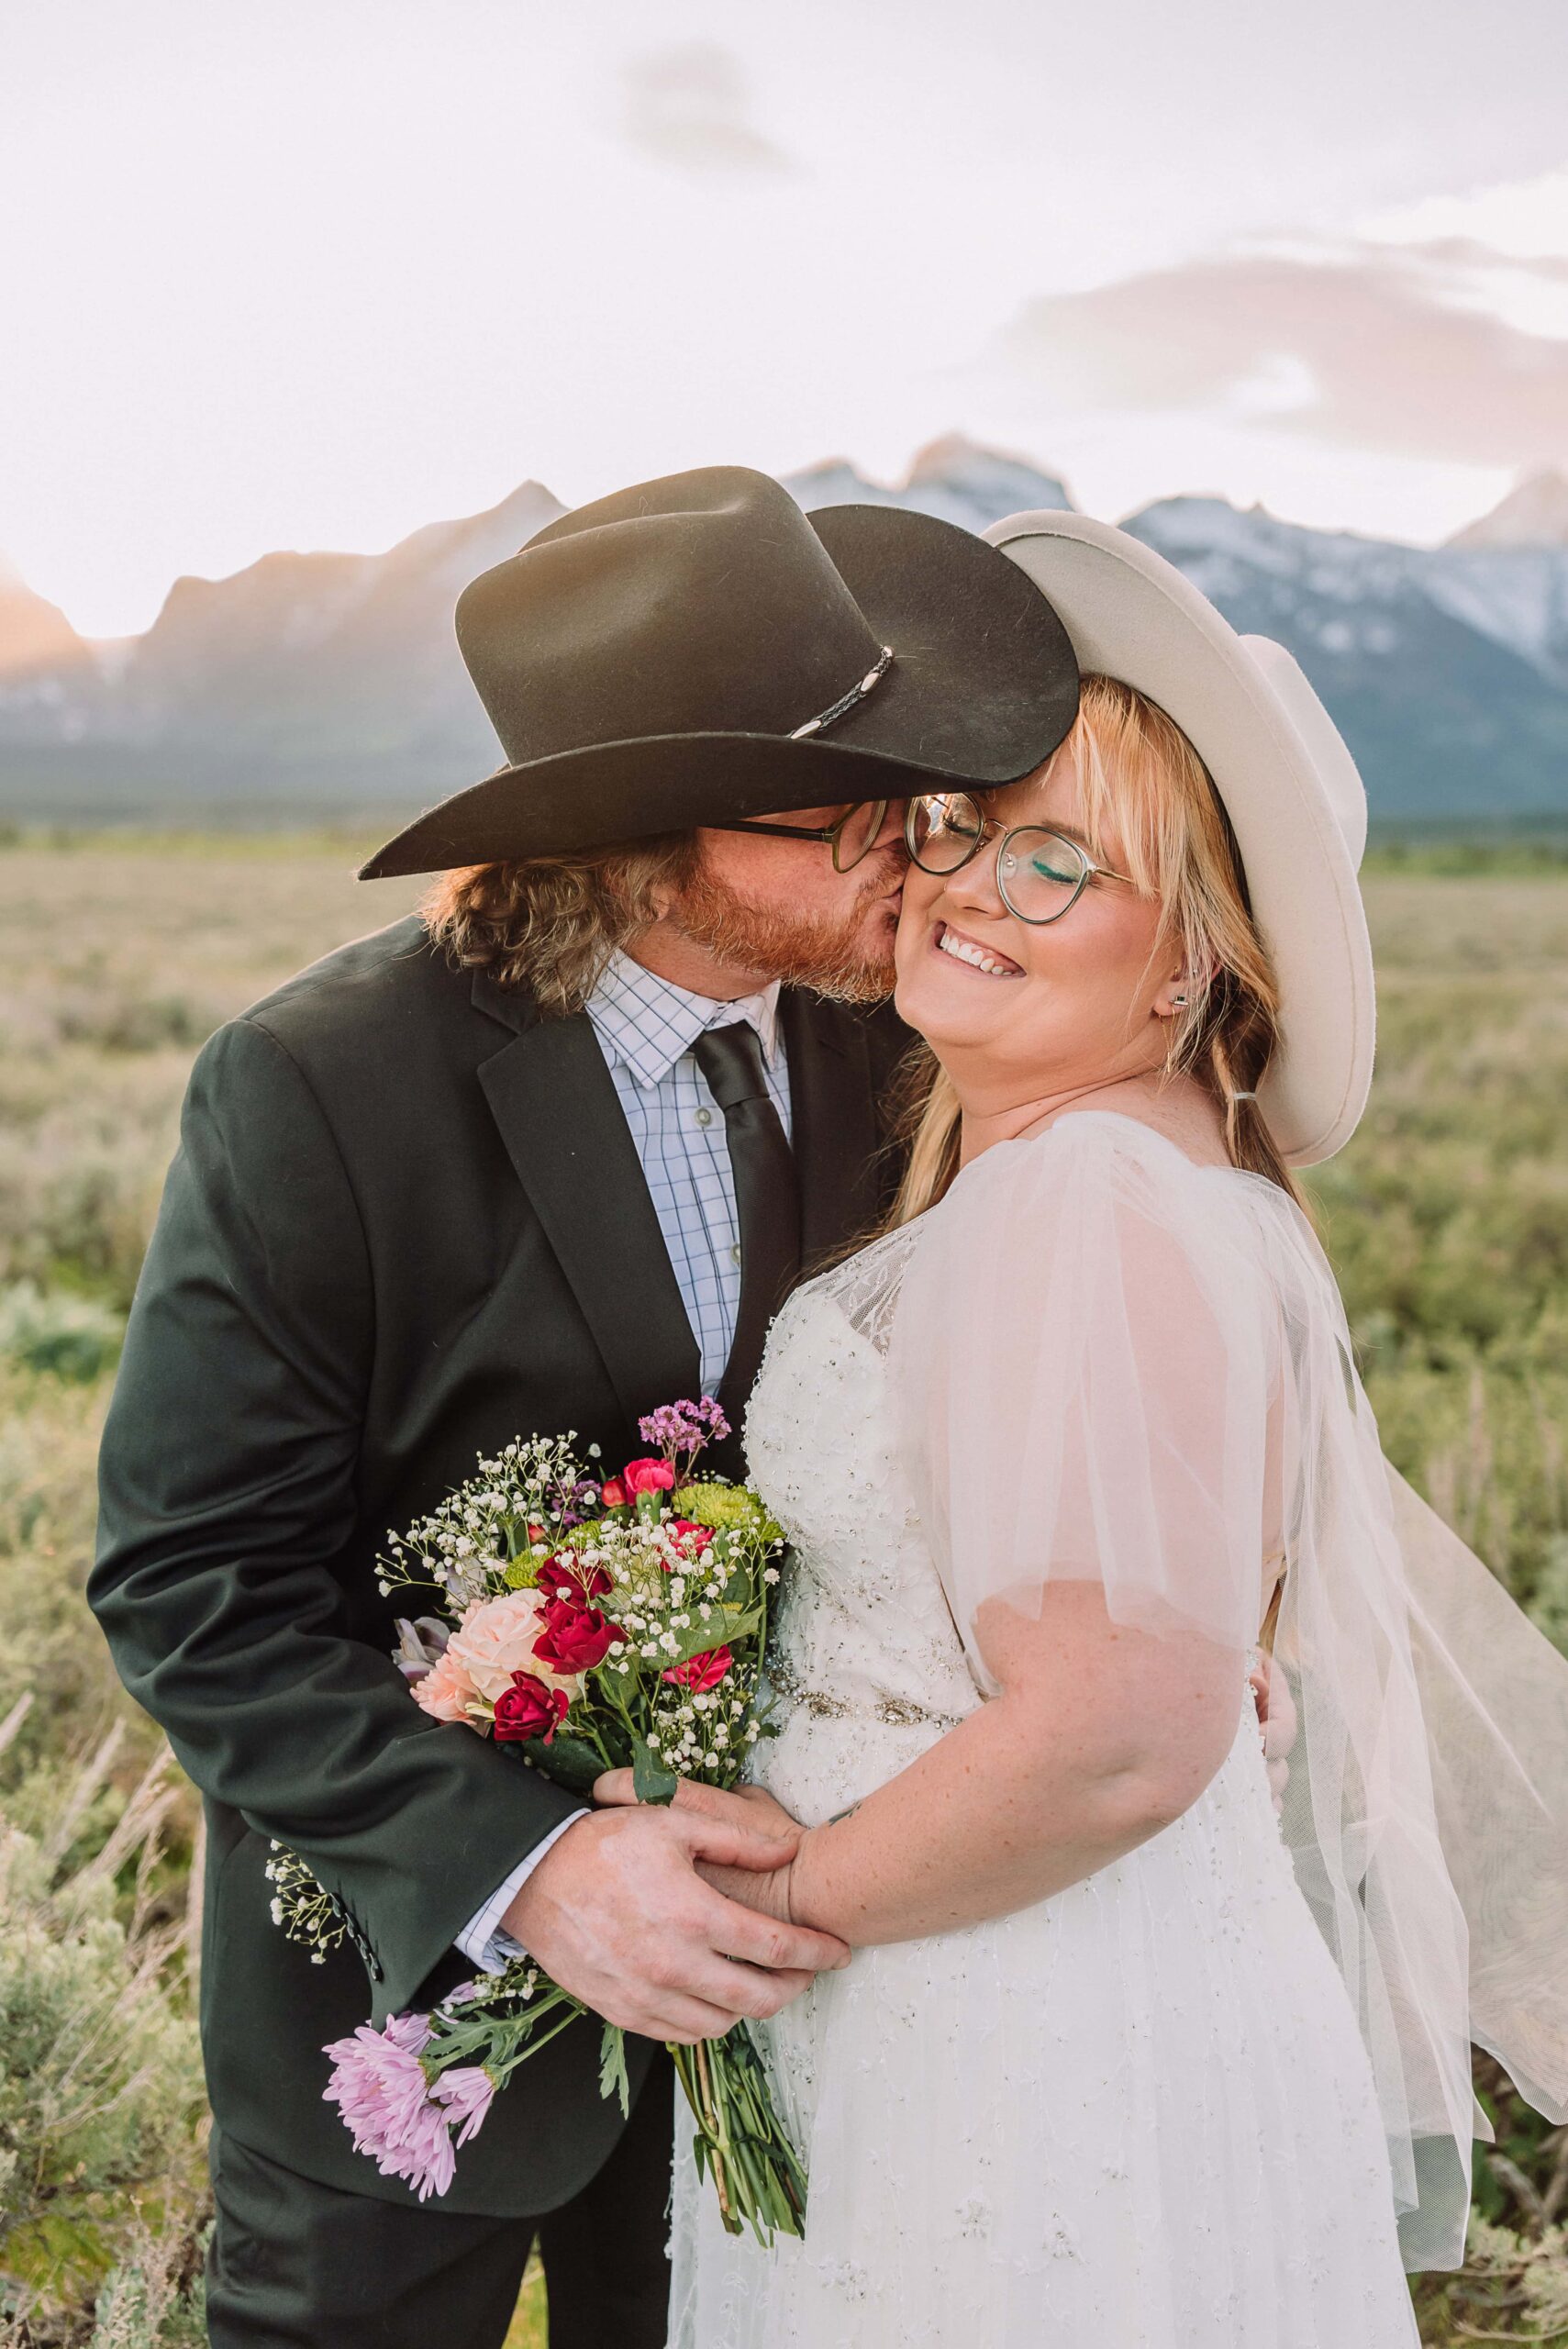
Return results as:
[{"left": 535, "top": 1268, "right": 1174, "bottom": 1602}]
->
[{"left": 90, "top": 468, "right": 1079, "bottom": 2349}]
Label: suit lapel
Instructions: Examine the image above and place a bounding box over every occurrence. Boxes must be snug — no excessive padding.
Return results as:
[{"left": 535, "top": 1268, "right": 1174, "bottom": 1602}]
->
[
  {"left": 780, "top": 990, "right": 884, "bottom": 1274},
  {"left": 473, "top": 978, "right": 700, "bottom": 1425}
]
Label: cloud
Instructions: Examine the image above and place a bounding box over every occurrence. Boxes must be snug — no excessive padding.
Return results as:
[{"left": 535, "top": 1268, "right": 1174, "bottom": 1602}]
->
[
  {"left": 997, "top": 239, "right": 1568, "bottom": 472},
  {"left": 619, "top": 43, "right": 795, "bottom": 178}
]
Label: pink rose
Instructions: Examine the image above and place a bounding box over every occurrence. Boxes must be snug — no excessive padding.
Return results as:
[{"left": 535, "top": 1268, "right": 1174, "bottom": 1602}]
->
[
  {"left": 410, "top": 1646, "right": 477, "bottom": 1725},
  {"left": 446, "top": 1591, "right": 577, "bottom": 1706},
  {"left": 598, "top": 1476, "right": 628, "bottom": 1509},
  {"left": 622, "top": 1457, "right": 676, "bottom": 1497},
  {"left": 662, "top": 1645, "right": 733, "bottom": 1694}
]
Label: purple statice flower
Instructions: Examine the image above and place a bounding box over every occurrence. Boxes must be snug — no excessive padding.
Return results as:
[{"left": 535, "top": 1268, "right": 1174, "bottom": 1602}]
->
[
  {"left": 558, "top": 1477, "right": 604, "bottom": 1531},
  {"left": 639, "top": 1397, "right": 730, "bottom": 1464},
  {"left": 322, "top": 2012, "right": 460, "bottom": 2203},
  {"left": 433, "top": 2064, "right": 496, "bottom": 2147},
  {"left": 393, "top": 1616, "right": 451, "bottom": 1685}
]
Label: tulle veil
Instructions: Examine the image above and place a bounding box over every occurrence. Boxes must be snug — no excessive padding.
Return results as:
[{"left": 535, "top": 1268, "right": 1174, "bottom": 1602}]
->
[{"left": 886, "top": 1113, "right": 1568, "bottom": 2270}]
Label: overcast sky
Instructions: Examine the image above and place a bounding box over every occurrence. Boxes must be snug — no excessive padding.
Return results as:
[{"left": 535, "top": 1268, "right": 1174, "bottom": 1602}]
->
[{"left": 6, "top": 0, "right": 1568, "bottom": 634}]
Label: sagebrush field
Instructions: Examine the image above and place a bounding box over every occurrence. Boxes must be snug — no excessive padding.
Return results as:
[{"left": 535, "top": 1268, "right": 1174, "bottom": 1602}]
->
[{"left": 3, "top": 834, "right": 1568, "bottom": 2343}]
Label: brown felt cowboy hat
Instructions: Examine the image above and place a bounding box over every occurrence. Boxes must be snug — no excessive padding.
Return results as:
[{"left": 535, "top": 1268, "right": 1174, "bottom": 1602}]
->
[{"left": 360, "top": 465, "right": 1080, "bottom": 880}]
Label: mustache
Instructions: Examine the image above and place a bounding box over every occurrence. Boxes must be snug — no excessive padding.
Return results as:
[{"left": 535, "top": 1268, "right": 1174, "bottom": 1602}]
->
[{"left": 668, "top": 846, "right": 902, "bottom": 1005}]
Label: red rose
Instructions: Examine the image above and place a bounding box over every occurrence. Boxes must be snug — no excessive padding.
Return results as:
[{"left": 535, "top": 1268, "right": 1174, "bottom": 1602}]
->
[
  {"left": 598, "top": 1476, "right": 628, "bottom": 1509},
  {"left": 622, "top": 1457, "right": 676, "bottom": 1497},
  {"left": 662, "top": 1644, "right": 733, "bottom": 1694},
  {"left": 536, "top": 1557, "right": 613, "bottom": 1609},
  {"left": 533, "top": 1602, "right": 621, "bottom": 1675},
  {"left": 493, "top": 1671, "right": 572, "bottom": 1742}
]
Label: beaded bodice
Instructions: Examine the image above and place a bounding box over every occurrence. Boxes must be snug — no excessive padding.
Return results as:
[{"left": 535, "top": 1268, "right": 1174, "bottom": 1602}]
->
[{"left": 743, "top": 1228, "right": 983, "bottom": 1823}]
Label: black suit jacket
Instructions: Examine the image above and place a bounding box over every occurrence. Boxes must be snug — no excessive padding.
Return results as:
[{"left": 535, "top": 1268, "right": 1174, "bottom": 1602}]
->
[{"left": 91, "top": 915, "right": 910, "bottom": 2216}]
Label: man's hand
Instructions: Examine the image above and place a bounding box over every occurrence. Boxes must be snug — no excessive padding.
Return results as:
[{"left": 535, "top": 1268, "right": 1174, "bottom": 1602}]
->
[
  {"left": 1250, "top": 1653, "right": 1298, "bottom": 1810},
  {"left": 593, "top": 1772, "right": 807, "bottom": 1932},
  {"left": 503, "top": 1802, "right": 848, "bottom": 2043}
]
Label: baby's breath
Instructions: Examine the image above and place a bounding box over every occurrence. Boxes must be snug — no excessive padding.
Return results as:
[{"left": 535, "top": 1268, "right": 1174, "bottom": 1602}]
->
[{"left": 264, "top": 1843, "right": 349, "bottom": 1965}]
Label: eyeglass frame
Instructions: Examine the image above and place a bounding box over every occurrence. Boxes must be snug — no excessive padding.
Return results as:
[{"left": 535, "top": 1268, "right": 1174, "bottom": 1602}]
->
[
  {"left": 707, "top": 798, "right": 891, "bottom": 874},
  {"left": 904, "top": 792, "right": 1134, "bottom": 924}
]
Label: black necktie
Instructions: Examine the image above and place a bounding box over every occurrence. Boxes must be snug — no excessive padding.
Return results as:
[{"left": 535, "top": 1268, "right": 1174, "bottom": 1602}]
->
[{"left": 693, "top": 1021, "right": 802, "bottom": 1425}]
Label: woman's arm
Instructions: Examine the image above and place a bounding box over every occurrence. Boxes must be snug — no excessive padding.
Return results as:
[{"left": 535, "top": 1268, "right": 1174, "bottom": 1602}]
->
[
  {"left": 602, "top": 1582, "right": 1244, "bottom": 1947},
  {"left": 784, "top": 1585, "right": 1241, "bottom": 1944}
]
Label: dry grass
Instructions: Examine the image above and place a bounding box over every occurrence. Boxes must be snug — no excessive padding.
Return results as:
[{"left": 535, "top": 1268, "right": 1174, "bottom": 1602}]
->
[{"left": 3, "top": 835, "right": 1568, "bottom": 2343}]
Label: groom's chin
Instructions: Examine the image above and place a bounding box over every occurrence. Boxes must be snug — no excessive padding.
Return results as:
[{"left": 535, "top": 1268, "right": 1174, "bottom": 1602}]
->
[{"left": 813, "top": 952, "right": 897, "bottom": 1008}]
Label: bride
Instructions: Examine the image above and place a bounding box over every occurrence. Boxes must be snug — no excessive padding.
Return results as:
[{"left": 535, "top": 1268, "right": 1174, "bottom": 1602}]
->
[{"left": 601, "top": 514, "right": 1568, "bottom": 2345}]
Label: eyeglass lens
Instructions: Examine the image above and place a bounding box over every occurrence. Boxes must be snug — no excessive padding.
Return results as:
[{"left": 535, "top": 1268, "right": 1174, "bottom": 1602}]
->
[
  {"left": 906, "top": 795, "right": 1092, "bottom": 923},
  {"left": 996, "top": 829, "right": 1090, "bottom": 922},
  {"left": 905, "top": 792, "right": 986, "bottom": 870},
  {"left": 831, "top": 798, "right": 890, "bottom": 872}
]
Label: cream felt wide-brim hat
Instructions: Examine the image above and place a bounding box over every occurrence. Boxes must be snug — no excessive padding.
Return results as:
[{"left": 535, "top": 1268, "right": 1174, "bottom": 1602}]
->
[{"left": 984, "top": 510, "right": 1375, "bottom": 1167}]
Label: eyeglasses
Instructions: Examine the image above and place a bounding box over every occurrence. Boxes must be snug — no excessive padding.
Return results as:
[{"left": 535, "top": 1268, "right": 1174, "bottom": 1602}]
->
[
  {"left": 710, "top": 799, "right": 891, "bottom": 874},
  {"left": 905, "top": 791, "right": 1133, "bottom": 925}
]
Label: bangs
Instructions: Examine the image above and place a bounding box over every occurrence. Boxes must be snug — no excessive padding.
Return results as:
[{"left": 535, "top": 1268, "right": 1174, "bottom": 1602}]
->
[{"left": 1052, "top": 675, "right": 1205, "bottom": 941}]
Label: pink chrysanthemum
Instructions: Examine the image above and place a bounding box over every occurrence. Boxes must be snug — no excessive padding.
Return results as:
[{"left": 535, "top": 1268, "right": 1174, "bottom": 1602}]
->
[
  {"left": 433, "top": 2064, "right": 496, "bottom": 2147},
  {"left": 322, "top": 2013, "right": 461, "bottom": 2203}
]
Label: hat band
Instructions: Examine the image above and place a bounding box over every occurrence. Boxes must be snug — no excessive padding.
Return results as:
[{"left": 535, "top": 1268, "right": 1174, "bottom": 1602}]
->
[{"left": 790, "top": 644, "right": 895, "bottom": 740}]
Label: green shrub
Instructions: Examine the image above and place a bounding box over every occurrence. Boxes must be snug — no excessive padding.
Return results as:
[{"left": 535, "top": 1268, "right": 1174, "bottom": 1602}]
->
[
  {"left": 0, "top": 1289, "right": 124, "bottom": 1385},
  {"left": 83, "top": 2223, "right": 207, "bottom": 2349},
  {"left": 1412, "top": 2214, "right": 1568, "bottom": 2343}
]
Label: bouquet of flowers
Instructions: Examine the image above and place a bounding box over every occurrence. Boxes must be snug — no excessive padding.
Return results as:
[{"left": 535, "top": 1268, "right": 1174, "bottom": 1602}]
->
[{"left": 268, "top": 1398, "right": 807, "bottom": 2243}]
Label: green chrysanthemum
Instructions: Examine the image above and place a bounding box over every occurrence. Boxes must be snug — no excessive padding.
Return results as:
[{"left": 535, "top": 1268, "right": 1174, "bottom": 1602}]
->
[{"left": 673, "top": 1482, "right": 782, "bottom": 1542}]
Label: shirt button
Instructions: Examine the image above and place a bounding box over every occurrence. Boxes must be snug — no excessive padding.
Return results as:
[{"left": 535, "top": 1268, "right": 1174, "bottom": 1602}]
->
[
  {"left": 730, "top": 1244, "right": 742, "bottom": 1266},
  {"left": 695, "top": 1106, "right": 713, "bottom": 1128}
]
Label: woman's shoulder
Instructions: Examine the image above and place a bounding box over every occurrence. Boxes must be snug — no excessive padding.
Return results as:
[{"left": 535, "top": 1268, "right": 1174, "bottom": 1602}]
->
[
  {"left": 930, "top": 1109, "right": 1312, "bottom": 1308},
  {"left": 940, "top": 1108, "right": 1242, "bottom": 1218}
]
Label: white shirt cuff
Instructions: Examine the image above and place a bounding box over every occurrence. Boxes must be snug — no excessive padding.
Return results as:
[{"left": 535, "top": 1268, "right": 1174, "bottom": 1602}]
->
[{"left": 454, "top": 1812, "right": 588, "bottom": 1976}]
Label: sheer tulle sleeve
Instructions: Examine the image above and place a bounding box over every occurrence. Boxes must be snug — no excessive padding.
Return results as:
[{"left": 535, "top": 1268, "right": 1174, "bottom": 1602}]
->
[
  {"left": 887, "top": 1112, "right": 1568, "bottom": 2271},
  {"left": 885, "top": 1115, "right": 1275, "bottom": 1687}
]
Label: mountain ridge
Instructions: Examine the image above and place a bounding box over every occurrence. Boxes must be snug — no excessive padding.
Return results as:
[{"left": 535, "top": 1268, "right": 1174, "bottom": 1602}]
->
[{"left": 2, "top": 443, "right": 1564, "bottom": 826}]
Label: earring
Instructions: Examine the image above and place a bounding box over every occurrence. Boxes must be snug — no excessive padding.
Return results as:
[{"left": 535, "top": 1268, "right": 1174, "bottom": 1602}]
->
[{"left": 1172, "top": 993, "right": 1188, "bottom": 1008}]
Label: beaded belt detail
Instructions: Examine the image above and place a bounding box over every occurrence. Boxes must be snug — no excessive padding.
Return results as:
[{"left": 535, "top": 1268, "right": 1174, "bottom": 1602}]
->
[{"left": 766, "top": 1656, "right": 964, "bottom": 1733}]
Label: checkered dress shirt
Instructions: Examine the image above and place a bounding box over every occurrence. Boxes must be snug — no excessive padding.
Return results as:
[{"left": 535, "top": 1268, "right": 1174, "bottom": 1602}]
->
[
  {"left": 584, "top": 948, "right": 793, "bottom": 1395},
  {"left": 456, "top": 949, "right": 794, "bottom": 1973}
]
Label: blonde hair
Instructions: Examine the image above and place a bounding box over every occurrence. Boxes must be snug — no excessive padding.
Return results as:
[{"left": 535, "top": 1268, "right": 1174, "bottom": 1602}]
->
[
  {"left": 422, "top": 834, "right": 698, "bottom": 1017},
  {"left": 890, "top": 674, "right": 1306, "bottom": 1224}
]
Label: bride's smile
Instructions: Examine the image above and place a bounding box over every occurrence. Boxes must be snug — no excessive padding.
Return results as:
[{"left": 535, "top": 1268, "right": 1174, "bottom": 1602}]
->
[{"left": 928, "top": 918, "right": 1024, "bottom": 978}]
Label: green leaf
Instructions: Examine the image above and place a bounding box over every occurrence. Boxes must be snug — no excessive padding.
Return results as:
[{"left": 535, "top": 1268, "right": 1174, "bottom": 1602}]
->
[
  {"left": 599, "top": 2024, "right": 632, "bottom": 2117},
  {"left": 530, "top": 1734, "right": 606, "bottom": 1795},
  {"left": 630, "top": 1734, "right": 681, "bottom": 1806},
  {"left": 661, "top": 1603, "right": 762, "bottom": 1666}
]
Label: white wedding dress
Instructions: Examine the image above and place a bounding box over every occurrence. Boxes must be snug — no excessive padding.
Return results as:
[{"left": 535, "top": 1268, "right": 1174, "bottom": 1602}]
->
[{"left": 670, "top": 1112, "right": 1443, "bottom": 2347}]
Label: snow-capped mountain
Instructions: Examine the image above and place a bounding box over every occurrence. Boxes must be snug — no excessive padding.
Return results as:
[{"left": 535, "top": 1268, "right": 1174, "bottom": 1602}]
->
[
  {"left": 1, "top": 447, "right": 1564, "bottom": 826},
  {"left": 1448, "top": 471, "right": 1568, "bottom": 551},
  {"left": 784, "top": 437, "right": 1073, "bottom": 535},
  {"left": 1123, "top": 497, "right": 1568, "bottom": 824}
]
